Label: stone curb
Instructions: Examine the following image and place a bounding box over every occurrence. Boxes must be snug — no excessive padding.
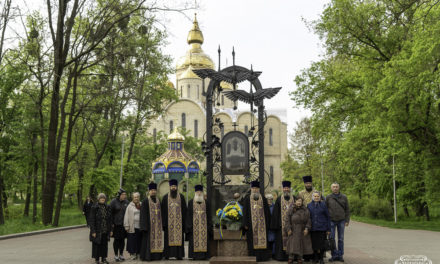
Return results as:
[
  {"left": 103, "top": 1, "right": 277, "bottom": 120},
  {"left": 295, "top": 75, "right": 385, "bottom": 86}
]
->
[{"left": 0, "top": 224, "right": 87, "bottom": 241}]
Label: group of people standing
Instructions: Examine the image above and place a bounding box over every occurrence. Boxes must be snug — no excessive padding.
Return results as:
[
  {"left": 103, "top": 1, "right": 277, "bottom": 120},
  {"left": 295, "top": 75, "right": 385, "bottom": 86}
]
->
[
  {"left": 267, "top": 176, "right": 350, "bottom": 264},
  {"left": 83, "top": 179, "right": 211, "bottom": 264},
  {"left": 82, "top": 175, "right": 349, "bottom": 264}
]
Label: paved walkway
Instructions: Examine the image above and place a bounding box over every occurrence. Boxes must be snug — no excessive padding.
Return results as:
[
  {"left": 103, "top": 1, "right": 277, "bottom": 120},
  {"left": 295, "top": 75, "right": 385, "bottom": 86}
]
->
[{"left": 0, "top": 221, "right": 438, "bottom": 264}]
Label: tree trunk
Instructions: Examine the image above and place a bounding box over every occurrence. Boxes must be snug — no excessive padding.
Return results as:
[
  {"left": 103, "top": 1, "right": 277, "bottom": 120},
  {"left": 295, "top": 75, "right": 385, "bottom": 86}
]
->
[
  {"left": 403, "top": 206, "right": 409, "bottom": 217},
  {"left": 0, "top": 172, "right": 4, "bottom": 225},
  {"left": 126, "top": 109, "right": 141, "bottom": 164},
  {"left": 53, "top": 68, "right": 79, "bottom": 227},
  {"left": 24, "top": 169, "right": 32, "bottom": 216},
  {"left": 0, "top": 177, "right": 7, "bottom": 219},
  {"left": 39, "top": 94, "right": 46, "bottom": 194},
  {"left": 42, "top": 0, "right": 80, "bottom": 226},
  {"left": 423, "top": 202, "right": 430, "bottom": 221},
  {"left": 77, "top": 165, "right": 84, "bottom": 210},
  {"left": 32, "top": 156, "right": 39, "bottom": 223},
  {"left": 42, "top": 0, "right": 66, "bottom": 224}
]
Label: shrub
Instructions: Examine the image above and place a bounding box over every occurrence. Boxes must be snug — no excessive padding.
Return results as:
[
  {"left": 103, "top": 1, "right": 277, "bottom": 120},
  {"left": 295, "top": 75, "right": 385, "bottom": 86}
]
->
[
  {"left": 348, "top": 195, "right": 365, "bottom": 216},
  {"left": 362, "top": 198, "right": 393, "bottom": 220}
]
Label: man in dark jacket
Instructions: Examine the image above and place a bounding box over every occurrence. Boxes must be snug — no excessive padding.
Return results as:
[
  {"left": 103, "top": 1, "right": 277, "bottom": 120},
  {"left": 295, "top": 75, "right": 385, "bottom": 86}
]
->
[
  {"left": 325, "top": 182, "right": 350, "bottom": 262},
  {"left": 110, "top": 188, "right": 129, "bottom": 262}
]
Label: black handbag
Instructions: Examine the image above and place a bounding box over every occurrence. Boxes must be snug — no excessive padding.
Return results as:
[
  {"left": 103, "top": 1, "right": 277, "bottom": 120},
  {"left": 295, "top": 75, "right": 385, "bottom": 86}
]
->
[{"left": 324, "top": 235, "right": 336, "bottom": 251}]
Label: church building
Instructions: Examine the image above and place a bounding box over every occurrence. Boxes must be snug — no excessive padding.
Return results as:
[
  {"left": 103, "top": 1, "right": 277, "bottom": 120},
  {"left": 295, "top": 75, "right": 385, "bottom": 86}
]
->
[{"left": 148, "top": 15, "right": 288, "bottom": 191}]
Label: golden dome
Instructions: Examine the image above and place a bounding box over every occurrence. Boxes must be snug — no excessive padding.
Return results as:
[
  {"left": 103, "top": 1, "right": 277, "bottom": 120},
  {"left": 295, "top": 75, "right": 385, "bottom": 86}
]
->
[
  {"left": 167, "top": 128, "right": 185, "bottom": 141},
  {"left": 179, "top": 66, "right": 199, "bottom": 79},
  {"left": 187, "top": 13, "right": 203, "bottom": 45},
  {"left": 166, "top": 80, "right": 175, "bottom": 89},
  {"left": 176, "top": 14, "right": 215, "bottom": 71},
  {"left": 220, "top": 81, "right": 233, "bottom": 90}
]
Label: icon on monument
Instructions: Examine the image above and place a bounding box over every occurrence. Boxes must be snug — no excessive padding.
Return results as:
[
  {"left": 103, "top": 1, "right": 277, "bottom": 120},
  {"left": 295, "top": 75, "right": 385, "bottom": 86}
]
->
[{"left": 221, "top": 131, "right": 249, "bottom": 175}]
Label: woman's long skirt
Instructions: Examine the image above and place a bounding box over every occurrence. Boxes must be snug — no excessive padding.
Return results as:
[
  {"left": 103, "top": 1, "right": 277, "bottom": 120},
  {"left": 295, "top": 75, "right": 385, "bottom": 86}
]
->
[{"left": 92, "top": 233, "right": 108, "bottom": 260}]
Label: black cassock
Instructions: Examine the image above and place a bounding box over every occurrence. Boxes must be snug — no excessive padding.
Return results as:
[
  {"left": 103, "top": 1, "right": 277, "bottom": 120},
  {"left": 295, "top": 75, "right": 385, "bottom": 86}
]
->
[
  {"left": 139, "top": 197, "right": 163, "bottom": 261},
  {"left": 161, "top": 193, "right": 187, "bottom": 260},
  {"left": 241, "top": 194, "right": 272, "bottom": 262},
  {"left": 270, "top": 196, "right": 293, "bottom": 261},
  {"left": 185, "top": 199, "right": 213, "bottom": 260}
]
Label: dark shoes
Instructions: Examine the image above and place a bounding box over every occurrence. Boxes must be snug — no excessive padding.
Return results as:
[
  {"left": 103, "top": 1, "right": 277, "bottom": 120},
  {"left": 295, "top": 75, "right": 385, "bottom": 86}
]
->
[
  {"left": 101, "top": 259, "right": 109, "bottom": 264},
  {"left": 329, "top": 256, "right": 344, "bottom": 262}
]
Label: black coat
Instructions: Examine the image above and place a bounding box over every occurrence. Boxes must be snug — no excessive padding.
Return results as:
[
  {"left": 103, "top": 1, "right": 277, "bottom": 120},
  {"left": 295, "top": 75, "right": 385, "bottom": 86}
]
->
[
  {"left": 83, "top": 201, "right": 93, "bottom": 218},
  {"left": 89, "top": 203, "right": 112, "bottom": 244},
  {"left": 110, "top": 198, "right": 129, "bottom": 226}
]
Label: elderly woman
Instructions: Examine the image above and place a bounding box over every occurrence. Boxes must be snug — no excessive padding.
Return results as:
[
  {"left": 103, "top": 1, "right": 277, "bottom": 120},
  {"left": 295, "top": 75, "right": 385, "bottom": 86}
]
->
[
  {"left": 307, "top": 191, "right": 331, "bottom": 264},
  {"left": 284, "top": 196, "right": 313, "bottom": 264},
  {"left": 89, "top": 193, "right": 112, "bottom": 264},
  {"left": 124, "top": 192, "right": 142, "bottom": 260}
]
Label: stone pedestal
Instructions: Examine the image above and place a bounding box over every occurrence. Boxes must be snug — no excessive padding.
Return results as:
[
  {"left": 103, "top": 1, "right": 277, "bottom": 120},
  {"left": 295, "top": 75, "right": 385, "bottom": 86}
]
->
[{"left": 210, "top": 229, "right": 248, "bottom": 257}]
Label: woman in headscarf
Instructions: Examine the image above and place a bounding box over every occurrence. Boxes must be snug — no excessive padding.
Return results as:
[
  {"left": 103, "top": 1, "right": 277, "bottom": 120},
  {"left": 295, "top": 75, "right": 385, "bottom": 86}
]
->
[
  {"left": 89, "top": 193, "right": 112, "bottom": 264},
  {"left": 284, "top": 196, "right": 313, "bottom": 264}
]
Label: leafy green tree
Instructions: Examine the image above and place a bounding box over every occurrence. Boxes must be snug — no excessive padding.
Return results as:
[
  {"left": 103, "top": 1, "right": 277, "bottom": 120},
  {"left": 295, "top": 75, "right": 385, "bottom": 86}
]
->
[{"left": 291, "top": 0, "right": 440, "bottom": 220}]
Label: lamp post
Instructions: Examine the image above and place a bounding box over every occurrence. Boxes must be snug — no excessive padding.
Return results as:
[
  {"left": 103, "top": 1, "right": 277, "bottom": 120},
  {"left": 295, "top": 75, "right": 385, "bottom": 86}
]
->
[{"left": 393, "top": 155, "right": 397, "bottom": 223}]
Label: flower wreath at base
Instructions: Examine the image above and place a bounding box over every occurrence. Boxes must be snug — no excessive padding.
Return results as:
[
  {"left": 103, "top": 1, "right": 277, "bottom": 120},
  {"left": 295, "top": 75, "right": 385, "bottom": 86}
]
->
[{"left": 215, "top": 201, "right": 243, "bottom": 239}]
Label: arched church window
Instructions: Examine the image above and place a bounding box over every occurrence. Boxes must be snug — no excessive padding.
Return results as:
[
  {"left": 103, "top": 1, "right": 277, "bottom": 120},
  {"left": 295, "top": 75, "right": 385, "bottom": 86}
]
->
[
  {"left": 270, "top": 166, "right": 274, "bottom": 187},
  {"left": 245, "top": 125, "right": 248, "bottom": 136},
  {"left": 180, "top": 86, "right": 183, "bottom": 97},
  {"left": 187, "top": 84, "right": 190, "bottom": 98},
  {"left": 170, "top": 121, "right": 174, "bottom": 133},
  {"left": 222, "top": 95, "right": 224, "bottom": 105},
  {"left": 269, "top": 128, "right": 273, "bottom": 146},
  {"left": 194, "top": 120, "right": 198, "bottom": 138},
  {"left": 197, "top": 85, "right": 200, "bottom": 99},
  {"left": 182, "top": 113, "right": 186, "bottom": 129},
  {"left": 153, "top": 128, "right": 157, "bottom": 142}
]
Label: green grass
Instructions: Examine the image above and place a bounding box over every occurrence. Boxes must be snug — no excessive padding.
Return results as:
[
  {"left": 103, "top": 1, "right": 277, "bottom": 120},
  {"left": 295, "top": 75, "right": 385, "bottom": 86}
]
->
[
  {"left": 0, "top": 203, "right": 86, "bottom": 236},
  {"left": 351, "top": 215, "right": 440, "bottom": 232}
]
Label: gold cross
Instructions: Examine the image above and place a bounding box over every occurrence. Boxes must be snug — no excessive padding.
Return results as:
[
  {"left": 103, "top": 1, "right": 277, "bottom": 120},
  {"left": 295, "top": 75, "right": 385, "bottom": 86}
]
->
[{"left": 195, "top": 210, "right": 205, "bottom": 214}]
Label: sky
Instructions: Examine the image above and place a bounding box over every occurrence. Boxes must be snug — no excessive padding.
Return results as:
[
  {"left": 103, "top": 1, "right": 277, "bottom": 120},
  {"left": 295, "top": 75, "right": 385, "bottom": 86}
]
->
[
  {"left": 9, "top": 0, "right": 329, "bottom": 135},
  {"left": 159, "top": 0, "right": 330, "bottom": 134}
]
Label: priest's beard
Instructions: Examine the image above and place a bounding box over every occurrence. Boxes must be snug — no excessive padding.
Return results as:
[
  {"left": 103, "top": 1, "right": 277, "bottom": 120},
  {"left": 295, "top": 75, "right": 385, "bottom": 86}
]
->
[
  {"left": 252, "top": 193, "right": 260, "bottom": 201},
  {"left": 170, "top": 189, "right": 178, "bottom": 198},
  {"left": 194, "top": 194, "right": 204, "bottom": 204},
  {"left": 283, "top": 192, "right": 290, "bottom": 200},
  {"left": 306, "top": 186, "right": 313, "bottom": 192},
  {"left": 150, "top": 195, "right": 156, "bottom": 203}
]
